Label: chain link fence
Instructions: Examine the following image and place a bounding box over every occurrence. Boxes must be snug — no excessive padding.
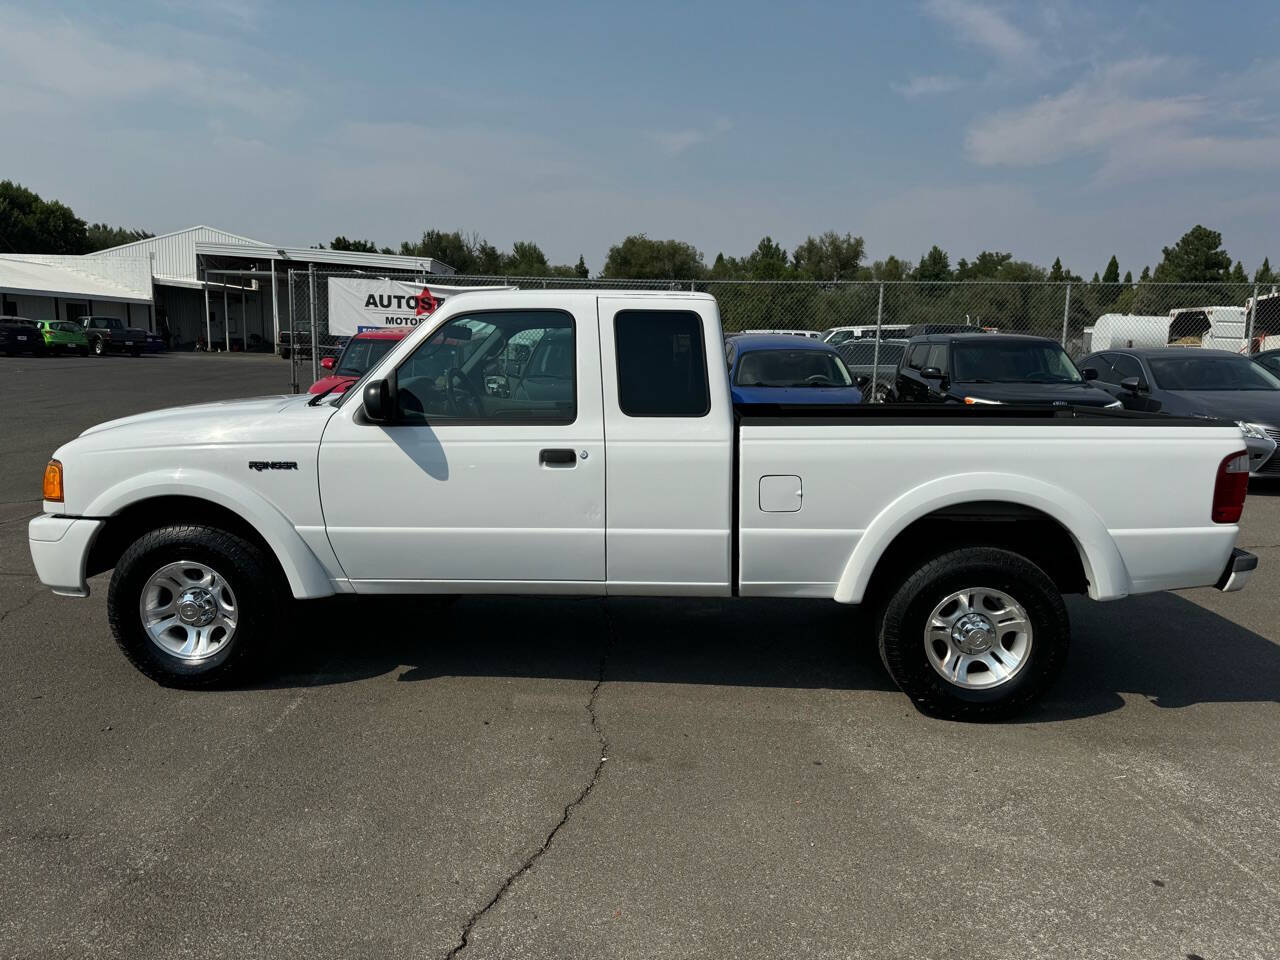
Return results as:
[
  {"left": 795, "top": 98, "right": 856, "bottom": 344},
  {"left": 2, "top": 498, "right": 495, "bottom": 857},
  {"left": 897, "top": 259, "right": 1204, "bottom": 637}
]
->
[{"left": 285, "top": 268, "right": 1280, "bottom": 398}]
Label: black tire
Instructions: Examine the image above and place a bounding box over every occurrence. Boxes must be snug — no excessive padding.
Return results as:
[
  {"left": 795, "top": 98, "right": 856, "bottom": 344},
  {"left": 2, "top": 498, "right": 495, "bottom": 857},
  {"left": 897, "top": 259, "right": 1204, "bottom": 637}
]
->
[
  {"left": 92, "top": 337, "right": 105, "bottom": 356},
  {"left": 108, "top": 524, "right": 284, "bottom": 688},
  {"left": 878, "top": 547, "right": 1068, "bottom": 721}
]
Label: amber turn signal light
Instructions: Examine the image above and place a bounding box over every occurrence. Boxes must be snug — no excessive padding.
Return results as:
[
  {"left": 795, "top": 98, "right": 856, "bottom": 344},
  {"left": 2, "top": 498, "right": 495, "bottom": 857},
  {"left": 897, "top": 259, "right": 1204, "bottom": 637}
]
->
[{"left": 43, "top": 459, "right": 64, "bottom": 502}]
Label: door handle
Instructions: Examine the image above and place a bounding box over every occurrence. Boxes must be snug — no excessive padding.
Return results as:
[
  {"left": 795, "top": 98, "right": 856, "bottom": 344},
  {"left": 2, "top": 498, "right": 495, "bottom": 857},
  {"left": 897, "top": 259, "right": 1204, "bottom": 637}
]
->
[{"left": 539, "top": 448, "right": 577, "bottom": 466}]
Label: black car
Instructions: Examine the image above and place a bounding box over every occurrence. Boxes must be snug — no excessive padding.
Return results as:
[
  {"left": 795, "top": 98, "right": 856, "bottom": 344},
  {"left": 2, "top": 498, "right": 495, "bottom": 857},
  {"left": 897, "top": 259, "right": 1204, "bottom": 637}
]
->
[
  {"left": 892, "top": 333, "right": 1122, "bottom": 408},
  {"left": 82, "top": 315, "right": 153, "bottom": 357},
  {"left": 1252, "top": 348, "right": 1280, "bottom": 379},
  {"left": 1079, "top": 347, "right": 1280, "bottom": 476},
  {"left": 0, "top": 316, "right": 46, "bottom": 355},
  {"left": 835, "top": 338, "right": 908, "bottom": 403}
]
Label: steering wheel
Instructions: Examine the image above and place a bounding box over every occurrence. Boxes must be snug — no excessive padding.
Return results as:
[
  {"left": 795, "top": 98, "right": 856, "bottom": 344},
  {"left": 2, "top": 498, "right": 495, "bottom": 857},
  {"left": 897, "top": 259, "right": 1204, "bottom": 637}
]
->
[
  {"left": 445, "top": 367, "right": 482, "bottom": 416},
  {"left": 805, "top": 374, "right": 834, "bottom": 385}
]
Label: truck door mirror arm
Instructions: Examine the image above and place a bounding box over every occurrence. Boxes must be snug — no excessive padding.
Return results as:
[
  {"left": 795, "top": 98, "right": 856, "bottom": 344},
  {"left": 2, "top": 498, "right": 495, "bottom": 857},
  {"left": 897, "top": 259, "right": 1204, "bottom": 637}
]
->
[{"left": 1120, "top": 376, "right": 1149, "bottom": 394}]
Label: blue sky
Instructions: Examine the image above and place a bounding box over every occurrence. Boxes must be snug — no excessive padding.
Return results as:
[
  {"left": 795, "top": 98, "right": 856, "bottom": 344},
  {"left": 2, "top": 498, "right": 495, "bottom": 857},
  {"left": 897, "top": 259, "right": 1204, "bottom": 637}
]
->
[{"left": 3, "top": 0, "right": 1278, "bottom": 276}]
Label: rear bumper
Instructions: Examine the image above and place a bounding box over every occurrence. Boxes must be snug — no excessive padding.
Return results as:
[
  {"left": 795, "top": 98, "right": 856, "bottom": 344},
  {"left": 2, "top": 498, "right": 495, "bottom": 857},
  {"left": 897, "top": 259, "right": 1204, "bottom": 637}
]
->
[
  {"left": 1216, "top": 548, "right": 1258, "bottom": 592},
  {"left": 28, "top": 515, "right": 103, "bottom": 598}
]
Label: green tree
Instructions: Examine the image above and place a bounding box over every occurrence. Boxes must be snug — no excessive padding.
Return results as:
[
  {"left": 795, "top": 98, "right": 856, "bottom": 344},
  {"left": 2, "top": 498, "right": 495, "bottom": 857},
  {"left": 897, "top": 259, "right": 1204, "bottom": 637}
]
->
[
  {"left": 84, "top": 223, "right": 154, "bottom": 252},
  {"left": 1255, "top": 258, "right": 1274, "bottom": 284},
  {"left": 1123, "top": 270, "right": 1133, "bottom": 284},
  {"left": 505, "top": 240, "right": 550, "bottom": 276},
  {"left": 914, "top": 244, "right": 952, "bottom": 282},
  {"left": 1048, "top": 257, "right": 1065, "bottom": 282},
  {"left": 743, "top": 236, "right": 790, "bottom": 280},
  {"left": 1140, "top": 266, "right": 1151, "bottom": 281},
  {"left": 791, "top": 231, "right": 865, "bottom": 280},
  {"left": 1231, "top": 261, "right": 1248, "bottom": 283},
  {"left": 601, "top": 234, "right": 706, "bottom": 280},
  {"left": 330, "top": 236, "right": 381, "bottom": 253},
  {"left": 399, "top": 229, "right": 479, "bottom": 272},
  {"left": 955, "top": 251, "right": 1013, "bottom": 280},
  {"left": 1152, "top": 225, "right": 1232, "bottom": 283},
  {"left": 0, "top": 179, "right": 88, "bottom": 253},
  {"left": 573, "top": 255, "right": 589, "bottom": 279},
  {"left": 1101, "top": 255, "right": 1120, "bottom": 285}
]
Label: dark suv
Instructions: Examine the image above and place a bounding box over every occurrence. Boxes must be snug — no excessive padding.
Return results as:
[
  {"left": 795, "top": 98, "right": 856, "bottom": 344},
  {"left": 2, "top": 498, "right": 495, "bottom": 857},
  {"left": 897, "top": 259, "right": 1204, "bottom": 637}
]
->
[{"left": 892, "top": 333, "right": 1122, "bottom": 408}]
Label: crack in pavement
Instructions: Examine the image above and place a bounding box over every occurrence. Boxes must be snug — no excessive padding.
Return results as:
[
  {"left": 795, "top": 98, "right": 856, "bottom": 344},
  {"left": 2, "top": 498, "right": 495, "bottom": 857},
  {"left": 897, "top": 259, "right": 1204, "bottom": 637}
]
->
[
  {"left": 444, "top": 602, "right": 616, "bottom": 960},
  {"left": 0, "top": 584, "right": 43, "bottom": 625}
]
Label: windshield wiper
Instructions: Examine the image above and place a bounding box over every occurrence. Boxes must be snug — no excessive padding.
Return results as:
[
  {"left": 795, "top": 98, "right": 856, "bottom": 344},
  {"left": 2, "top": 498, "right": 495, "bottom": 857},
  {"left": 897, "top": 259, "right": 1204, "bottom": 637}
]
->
[{"left": 308, "top": 382, "right": 342, "bottom": 406}]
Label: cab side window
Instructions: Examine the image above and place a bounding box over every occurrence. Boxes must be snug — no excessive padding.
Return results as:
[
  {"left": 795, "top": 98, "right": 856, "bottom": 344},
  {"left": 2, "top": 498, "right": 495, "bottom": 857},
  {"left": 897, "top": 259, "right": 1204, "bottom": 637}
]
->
[
  {"left": 394, "top": 310, "right": 576, "bottom": 425},
  {"left": 925, "top": 344, "right": 947, "bottom": 371},
  {"left": 905, "top": 344, "right": 928, "bottom": 370}
]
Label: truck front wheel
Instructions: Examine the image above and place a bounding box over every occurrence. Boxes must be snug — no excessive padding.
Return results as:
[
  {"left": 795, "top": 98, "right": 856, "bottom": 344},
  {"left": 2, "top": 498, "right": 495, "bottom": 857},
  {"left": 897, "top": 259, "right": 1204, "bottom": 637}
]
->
[
  {"left": 107, "top": 524, "right": 282, "bottom": 688},
  {"left": 878, "top": 547, "right": 1068, "bottom": 721}
]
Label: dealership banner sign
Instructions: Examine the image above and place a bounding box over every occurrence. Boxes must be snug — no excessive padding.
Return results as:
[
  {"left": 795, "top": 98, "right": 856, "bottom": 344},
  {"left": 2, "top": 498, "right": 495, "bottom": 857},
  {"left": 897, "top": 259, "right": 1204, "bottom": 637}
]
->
[{"left": 326, "top": 278, "right": 514, "bottom": 336}]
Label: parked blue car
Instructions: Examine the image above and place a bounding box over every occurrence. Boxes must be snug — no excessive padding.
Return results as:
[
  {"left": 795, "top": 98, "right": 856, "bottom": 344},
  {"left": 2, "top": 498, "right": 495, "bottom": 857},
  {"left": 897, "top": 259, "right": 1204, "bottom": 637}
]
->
[{"left": 725, "top": 334, "right": 863, "bottom": 405}]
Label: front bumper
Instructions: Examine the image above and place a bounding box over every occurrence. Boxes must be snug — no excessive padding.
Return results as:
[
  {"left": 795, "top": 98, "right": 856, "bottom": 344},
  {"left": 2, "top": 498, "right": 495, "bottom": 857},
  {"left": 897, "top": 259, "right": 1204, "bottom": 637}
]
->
[
  {"left": 1215, "top": 548, "right": 1258, "bottom": 592},
  {"left": 28, "top": 514, "right": 104, "bottom": 598}
]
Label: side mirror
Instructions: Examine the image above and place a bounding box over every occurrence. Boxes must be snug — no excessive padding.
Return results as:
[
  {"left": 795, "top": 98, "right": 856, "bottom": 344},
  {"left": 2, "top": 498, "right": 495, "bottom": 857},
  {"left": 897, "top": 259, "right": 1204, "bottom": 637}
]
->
[
  {"left": 854, "top": 374, "right": 871, "bottom": 390},
  {"left": 921, "top": 366, "right": 945, "bottom": 381},
  {"left": 363, "top": 378, "right": 395, "bottom": 423},
  {"left": 320, "top": 356, "right": 335, "bottom": 370},
  {"left": 1081, "top": 367, "right": 1098, "bottom": 380},
  {"left": 1120, "top": 376, "right": 1148, "bottom": 394}
]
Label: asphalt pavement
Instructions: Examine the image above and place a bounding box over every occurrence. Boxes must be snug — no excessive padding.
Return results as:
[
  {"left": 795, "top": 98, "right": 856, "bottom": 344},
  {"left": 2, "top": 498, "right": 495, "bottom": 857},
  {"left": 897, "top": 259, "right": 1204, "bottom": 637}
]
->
[{"left": 1, "top": 352, "right": 1277, "bottom": 959}]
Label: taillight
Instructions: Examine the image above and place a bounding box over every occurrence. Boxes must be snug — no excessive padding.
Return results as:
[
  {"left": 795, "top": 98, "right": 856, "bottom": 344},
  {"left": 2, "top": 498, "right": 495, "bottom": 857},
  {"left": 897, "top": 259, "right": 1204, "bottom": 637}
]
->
[{"left": 1211, "top": 450, "right": 1249, "bottom": 523}]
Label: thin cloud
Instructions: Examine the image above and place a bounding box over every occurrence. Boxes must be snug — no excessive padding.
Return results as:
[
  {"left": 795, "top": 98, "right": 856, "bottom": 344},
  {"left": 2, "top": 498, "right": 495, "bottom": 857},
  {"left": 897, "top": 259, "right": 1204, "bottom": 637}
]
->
[
  {"left": 650, "top": 118, "right": 732, "bottom": 157},
  {"left": 923, "top": 0, "right": 1038, "bottom": 65},
  {"left": 893, "top": 74, "right": 966, "bottom": 98}
]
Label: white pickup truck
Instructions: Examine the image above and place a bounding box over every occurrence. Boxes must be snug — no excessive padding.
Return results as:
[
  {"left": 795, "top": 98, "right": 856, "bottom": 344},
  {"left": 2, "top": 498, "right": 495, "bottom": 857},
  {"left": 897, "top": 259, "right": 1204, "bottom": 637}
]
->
[{"left": 29, "top": 290, "right": 1258, "bottom": 719}]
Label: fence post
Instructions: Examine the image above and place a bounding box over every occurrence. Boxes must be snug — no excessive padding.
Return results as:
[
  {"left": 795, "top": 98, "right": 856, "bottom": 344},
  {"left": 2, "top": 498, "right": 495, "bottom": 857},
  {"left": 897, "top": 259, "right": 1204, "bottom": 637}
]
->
[
  {"left": 308, "top": 263, "right": 318, "bottom": 383},
  {"left": 1060, "top": 282, "right": 1071, "bottom": 346},
  {"left": 202, "top": 264, "right": 211, "bottom": 351},
  {"left": 869, "top": 282, "right": 885, "bottom": 403},
  {"left": 222, "top": 281, "right": 230, "bottom": 353},
  {"left": 287, "top": 269, "right": 298, "bottom": 394},
  {"left": 1246, "top": 283, "right": 1259, "bottom": 353}
]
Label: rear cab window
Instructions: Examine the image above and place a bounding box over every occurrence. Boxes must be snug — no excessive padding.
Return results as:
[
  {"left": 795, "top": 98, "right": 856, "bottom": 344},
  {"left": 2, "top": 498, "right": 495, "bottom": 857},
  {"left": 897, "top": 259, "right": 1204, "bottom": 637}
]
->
[{"left": 614, "top": 311, "right": 710, "bottom": 417}]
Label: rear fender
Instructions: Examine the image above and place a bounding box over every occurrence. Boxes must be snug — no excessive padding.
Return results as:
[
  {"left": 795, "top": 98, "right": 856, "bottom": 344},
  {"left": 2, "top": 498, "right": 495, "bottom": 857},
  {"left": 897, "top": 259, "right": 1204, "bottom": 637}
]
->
[{"left": 833, "top": 472, "right": 1130, "bottom": 604}]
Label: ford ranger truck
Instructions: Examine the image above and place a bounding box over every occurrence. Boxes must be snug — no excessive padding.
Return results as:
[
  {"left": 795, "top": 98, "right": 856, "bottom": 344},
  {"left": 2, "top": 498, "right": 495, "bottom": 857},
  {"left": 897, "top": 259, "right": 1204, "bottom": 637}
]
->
[{"left": 29, "top": 291, "right": 1258, "bottom": 719}]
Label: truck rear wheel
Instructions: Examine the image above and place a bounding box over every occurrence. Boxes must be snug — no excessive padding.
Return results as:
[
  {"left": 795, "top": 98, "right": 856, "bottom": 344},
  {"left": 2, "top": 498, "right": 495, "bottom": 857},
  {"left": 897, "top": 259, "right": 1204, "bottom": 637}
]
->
[
  {"left": 107, "top": 524, "right": 282, "bottom": 688},
  {"left": 878, "top": 547, "right": 1068, "bottom": 721}
]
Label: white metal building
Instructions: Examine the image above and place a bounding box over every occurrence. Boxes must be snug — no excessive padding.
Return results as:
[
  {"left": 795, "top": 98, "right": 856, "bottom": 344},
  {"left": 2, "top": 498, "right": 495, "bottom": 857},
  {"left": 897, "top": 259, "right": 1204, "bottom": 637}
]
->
[{"left": 0, "top": 225, "right": 453, "bottom": 350}]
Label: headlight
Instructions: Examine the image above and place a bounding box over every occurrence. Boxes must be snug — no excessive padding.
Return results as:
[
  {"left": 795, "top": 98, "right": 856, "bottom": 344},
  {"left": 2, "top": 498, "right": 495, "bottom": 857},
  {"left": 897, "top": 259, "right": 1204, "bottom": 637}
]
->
[
  {"left": 963, "top": 396, "right": 1003, "bottom": 405},
  {"left": 1105, "top": 400, "right": 1123, "bottom": 409},
  {"left": 1237, "top": 421, "right": 1272, "bottom": 440},
  {"left": 43, "top": 459, "right": 64, "bottom": 502}
]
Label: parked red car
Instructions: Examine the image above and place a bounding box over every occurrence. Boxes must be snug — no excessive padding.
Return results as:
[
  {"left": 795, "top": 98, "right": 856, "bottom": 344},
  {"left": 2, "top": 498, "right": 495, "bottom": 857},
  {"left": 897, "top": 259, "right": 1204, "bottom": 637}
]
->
[{"left": 309, "top": 329, "right": 409, "bottom": 395}]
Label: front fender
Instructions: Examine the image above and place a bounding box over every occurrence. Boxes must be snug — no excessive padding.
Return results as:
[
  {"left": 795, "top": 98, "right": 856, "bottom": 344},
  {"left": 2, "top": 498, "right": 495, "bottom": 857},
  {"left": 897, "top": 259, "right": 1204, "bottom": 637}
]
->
[
  {"left": 832, "top": 472, "right": 1131, "bottom": 604},
  {"left": 84, "top": 469, "right": 337, "bottom": 599}
]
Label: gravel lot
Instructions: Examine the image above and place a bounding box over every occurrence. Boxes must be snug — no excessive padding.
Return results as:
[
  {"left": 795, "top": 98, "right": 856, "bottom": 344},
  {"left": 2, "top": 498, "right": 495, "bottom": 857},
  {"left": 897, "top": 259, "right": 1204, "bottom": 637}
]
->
[{"left": 2, "top": 353, "right": 1278, "bottom": 959}]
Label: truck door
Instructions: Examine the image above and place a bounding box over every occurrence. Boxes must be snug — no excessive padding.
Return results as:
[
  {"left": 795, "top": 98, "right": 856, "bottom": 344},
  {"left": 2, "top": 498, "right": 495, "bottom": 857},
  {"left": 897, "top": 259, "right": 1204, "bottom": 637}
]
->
[
  {"left": 597, "top": 297, "right": 733, "bottom": 595},
  {"left": 318, "top": 296, "right": 606, "bottom": 591}
]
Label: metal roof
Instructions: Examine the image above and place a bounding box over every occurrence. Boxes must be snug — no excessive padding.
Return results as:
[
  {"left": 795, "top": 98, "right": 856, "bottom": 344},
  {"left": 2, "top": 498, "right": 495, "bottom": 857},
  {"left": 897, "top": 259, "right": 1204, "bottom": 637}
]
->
[
  {"left": 193, "top": 241, "right": 454, "bottom": 275},
  {"left": 0, "top": 255, "right": 151, "bottom": 303},
  {"left": 86, "top": 225, "right": 272, "bottom": 283}
]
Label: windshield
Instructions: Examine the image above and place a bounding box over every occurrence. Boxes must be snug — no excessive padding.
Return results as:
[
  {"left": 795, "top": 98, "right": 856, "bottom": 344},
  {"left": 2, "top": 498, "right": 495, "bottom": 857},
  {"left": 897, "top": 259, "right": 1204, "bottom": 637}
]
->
[
  {"left": 839, "top": 342, "right": 905, "bottom": 366},
  {"left": 952, "top": 341, "right": 1082, "bottom": 383},
  {"left": 1149, "top": 355, "right": 1280, "bottom": 391},
  {"left": 735, "top": 349, "right": 853, "bottom": 387},
  {"left": 101, "top": 318, "right": 123, "bottom": 330},
  {"left": 335, "top": 338, "right": 398, "bottom": 377}
]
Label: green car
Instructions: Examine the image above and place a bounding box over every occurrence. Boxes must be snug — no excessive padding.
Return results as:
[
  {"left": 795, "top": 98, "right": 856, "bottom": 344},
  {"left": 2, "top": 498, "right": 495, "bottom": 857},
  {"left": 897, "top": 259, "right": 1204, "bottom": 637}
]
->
[{"left": 37, "top": 320, "right": 90, "bottom": 355}]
